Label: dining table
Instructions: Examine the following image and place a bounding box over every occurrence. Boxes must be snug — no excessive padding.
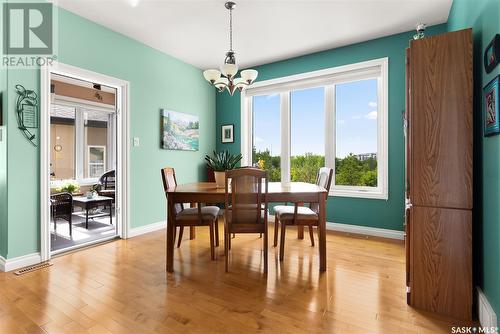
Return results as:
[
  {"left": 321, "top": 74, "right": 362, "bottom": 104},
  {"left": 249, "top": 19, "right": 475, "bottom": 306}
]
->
[{"left": 165, "top": 181, "right": 328, "bottom": 273}]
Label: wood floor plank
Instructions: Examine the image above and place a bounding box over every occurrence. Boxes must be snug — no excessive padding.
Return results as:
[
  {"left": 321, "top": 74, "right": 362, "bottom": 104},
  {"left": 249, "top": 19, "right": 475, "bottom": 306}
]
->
[{"left": 0, "top": 223, "right": 475, "bottom": 333}]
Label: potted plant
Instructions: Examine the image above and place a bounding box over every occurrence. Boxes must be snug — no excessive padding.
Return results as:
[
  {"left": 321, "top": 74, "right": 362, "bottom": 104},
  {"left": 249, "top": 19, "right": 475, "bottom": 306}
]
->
[
  {"left": 87, "top": 184, "right": 99, "bottom": 199},
  {"left": 205, "top": 150, "right": 242, "bottom": 188},
  {"left": 57, "top": 180, "right": 80, "bottom": 194}
]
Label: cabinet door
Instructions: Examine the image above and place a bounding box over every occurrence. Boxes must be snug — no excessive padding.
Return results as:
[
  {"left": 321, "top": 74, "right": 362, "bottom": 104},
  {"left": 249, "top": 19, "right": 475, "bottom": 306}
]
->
[
  {"left": 410, "top": 206, "right": 472, "bottom": 320},
  {"left": 410, "top": 29, "right": 473, "bottom": 209}
]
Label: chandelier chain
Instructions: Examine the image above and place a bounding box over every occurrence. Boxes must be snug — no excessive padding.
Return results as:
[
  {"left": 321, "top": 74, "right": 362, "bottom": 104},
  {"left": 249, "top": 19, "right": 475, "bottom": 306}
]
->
[{"left": 229, "top": 6, "right": 233, "bottom": 51}]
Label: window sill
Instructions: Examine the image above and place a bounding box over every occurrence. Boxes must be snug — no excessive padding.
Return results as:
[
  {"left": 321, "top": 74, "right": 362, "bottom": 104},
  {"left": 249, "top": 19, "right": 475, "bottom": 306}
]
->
[{"left": 329, "top": 189, "right": 388, "bottom": 200}]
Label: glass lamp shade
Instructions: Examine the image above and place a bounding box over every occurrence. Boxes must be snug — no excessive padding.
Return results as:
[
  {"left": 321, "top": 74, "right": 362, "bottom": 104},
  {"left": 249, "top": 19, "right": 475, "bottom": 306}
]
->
[
  {"left": 214, "top": 77, "right": 229, "bottom": 91},
  {"left": 203, "top": 69, "right": 221, "bottom": 83},
  {"left": 240, "top": 69, "right": 258, "bottom": 83},
  {"left": 220, "top": 63, "right": 238, "bottom": 78},
  {"left": 233, "top": 77, "right": 246, "bottom": 91}
]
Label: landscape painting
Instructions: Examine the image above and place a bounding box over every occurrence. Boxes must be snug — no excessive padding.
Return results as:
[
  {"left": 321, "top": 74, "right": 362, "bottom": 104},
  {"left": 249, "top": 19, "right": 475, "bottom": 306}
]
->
[{"left": 161, "top": 109, "right": 199, "bottom": 151}]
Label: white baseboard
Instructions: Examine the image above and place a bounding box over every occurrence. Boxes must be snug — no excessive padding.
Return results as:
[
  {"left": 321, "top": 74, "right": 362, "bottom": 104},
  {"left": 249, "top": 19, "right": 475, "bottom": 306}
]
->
[
  {"left": 128, "top": 220, "right": 167, "bottom": 238},
  {"left": 326, "top": 222, "right": 405, "bottom": 240},
  {"left": 477, "top": 287, "right": 498, "bottom": 329},
  {"left": 0, "top": 253, "right": 42, "bottom": 272}
]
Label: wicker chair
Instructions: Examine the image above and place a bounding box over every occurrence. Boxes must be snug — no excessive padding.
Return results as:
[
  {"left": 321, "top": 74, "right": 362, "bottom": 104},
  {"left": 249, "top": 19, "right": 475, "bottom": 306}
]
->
[
  {"left": 224, "top": 167, "right": 269, "bottom": 273},
  {"left": 97, "top": 170, "right": 115, "bottom": 202},
  {"left": 161, "top": 167, "right": 220, "bottom": 260},
  {"left": 273, "top": 167, "right": 333, "bottom": 261},
  {"left": 51, "top": 192, "right": 74, "bottom": 236}
]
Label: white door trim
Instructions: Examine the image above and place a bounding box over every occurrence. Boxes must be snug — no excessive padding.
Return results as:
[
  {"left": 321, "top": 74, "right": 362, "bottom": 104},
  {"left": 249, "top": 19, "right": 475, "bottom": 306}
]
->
[{"left": 40, "top": 61, "right": 130, "bottom": 262}]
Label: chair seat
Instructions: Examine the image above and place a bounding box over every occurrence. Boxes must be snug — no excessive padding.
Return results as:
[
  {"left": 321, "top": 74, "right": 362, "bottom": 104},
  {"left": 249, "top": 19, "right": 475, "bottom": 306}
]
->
[
  {"left": 274, "top": 205, "right": 318, "bottom": 221},
  {"left": 176, "top": 206, "right": 220, "bottom": 221}
]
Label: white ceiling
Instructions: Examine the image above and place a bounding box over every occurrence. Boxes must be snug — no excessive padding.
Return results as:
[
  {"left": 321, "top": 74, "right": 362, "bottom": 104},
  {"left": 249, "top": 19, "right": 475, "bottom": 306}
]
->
[{"left": 54, "top": 0, "right": 453, "bottom": 70}]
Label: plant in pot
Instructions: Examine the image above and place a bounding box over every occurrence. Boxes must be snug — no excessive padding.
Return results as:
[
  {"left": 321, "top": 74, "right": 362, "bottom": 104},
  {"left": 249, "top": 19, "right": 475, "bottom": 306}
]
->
[
  {"left": 87, "top": 184, "right": 99, "bottom": 199},
  {"left": 205, "top": 150, "right": 242, "bottom": 188},
  {"left": 57, "top": 180, "right": 80, "bottom": 194}
]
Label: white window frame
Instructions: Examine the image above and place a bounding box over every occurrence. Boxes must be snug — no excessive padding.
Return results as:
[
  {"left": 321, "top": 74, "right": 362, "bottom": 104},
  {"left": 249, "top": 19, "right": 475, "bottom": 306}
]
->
[
  {"left": 241, "top": 58, "right": 389, "bottom": 200},
  {"left": 50, "top": 99, "right": 116, "bottom": 186}
]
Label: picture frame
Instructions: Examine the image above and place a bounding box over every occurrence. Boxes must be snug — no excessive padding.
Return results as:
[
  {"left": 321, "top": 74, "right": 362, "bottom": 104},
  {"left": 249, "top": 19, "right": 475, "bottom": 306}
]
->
[
  {"left": 160, "top": 109, "right": 199, "bottom": 151},
  {"left": 484, "top": 34, "right": 500, "bottom": 74},
  {"left": 221, "top": 124, "right": 234, "bottom": 143},
  {"left": 484, "top": 75, "right": 500, "bottom": 137}
]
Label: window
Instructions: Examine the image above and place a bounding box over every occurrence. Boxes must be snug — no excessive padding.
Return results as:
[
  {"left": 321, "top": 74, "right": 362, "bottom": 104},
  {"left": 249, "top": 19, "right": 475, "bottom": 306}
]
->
[
  {"left": 291, "top": 87, "right": 325, "bottom": 183},
  {"left": 50, "top": 102, "right": 116, "bottom": 185},
  {"left": 88, "top": 146, "right": 106, "bottom": 178},
  {"left": 241, "top": 58, "right": 388, "bottom": 199},
  {"left": 252, "top": 94, "right": 281, "bottom": 181}
]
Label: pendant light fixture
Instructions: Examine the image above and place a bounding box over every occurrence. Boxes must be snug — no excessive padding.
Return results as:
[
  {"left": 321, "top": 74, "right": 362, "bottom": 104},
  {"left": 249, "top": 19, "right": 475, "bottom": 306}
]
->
[{"left": 203, "top": 1, "right": 258, "bottom": 96}]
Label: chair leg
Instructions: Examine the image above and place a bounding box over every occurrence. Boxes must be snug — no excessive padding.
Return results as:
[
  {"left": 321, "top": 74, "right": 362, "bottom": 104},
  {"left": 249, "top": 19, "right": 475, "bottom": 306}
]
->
[
  {"left": 177, "top": 226, "right": 184, "bottom": 248},
  {"left": 279, "top": 222, "right": 287, "bottom": 261},
  {"left": 173, "top": 225, "right": 177, "bottom": 249},
  {"left": 69, "top": 216, "right": 72, "bottom": 237},
  {"left": 308, "top": 225, "right": 315, "bottom": 247},
  {"left": 209, "top": 223, "right": 215, "bottom": 260},
  {"left": 224, "top": 229, "right": 229, "bottom": 272},
  {"left": 215, "top": 218, "right": 219, "bottom": 247},
  {"left": 263, "top": 230, "right": 268, "bottom": 274},
  {"left": 228, "top": 231, "right": 231, "bottom": 250},
  {"left": 273, "top": 216, "right": 279, "bottom": 247}
]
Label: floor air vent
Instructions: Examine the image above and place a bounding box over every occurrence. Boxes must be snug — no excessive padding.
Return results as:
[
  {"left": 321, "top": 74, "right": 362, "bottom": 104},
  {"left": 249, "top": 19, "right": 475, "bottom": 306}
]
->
[{"left": 14, "top": 262, "right": 53, "bottom": 275}]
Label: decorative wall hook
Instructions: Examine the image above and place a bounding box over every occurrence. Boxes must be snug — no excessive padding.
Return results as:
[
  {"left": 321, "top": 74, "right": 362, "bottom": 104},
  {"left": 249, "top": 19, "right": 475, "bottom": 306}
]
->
[{"left": 15, "top": 84, "right": 38, "bottom": 146}]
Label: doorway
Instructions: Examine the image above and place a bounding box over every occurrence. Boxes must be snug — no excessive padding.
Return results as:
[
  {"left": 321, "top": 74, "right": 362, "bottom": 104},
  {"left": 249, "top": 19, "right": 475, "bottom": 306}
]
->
[{"left": 40, "top": 62, "right": 129, "bottom": 260}]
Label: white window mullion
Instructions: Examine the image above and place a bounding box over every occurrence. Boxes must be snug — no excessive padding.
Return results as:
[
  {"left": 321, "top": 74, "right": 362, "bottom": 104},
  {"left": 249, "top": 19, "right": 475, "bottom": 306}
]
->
[
  {"left": 325, "top": 85, "right": 335, "bottom": 170},
  {"left": 280, "top": 92, "right": 290, "bottom": 184}
]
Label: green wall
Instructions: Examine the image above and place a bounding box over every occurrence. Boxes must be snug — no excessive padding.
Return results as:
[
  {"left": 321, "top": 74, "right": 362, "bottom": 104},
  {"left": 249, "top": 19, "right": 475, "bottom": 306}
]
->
[
  {"left": 447, "top": 0, "right": 500, "bottom": 318},
  {"left": 3, "top": 6, "right": 215, "bottom": 258},
  {"left": 216, "top": 25, "right": 447, "bottom": 231}
]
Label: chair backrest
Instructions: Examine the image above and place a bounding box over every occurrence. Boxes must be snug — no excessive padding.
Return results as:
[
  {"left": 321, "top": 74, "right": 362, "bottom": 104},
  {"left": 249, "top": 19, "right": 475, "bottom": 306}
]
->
[
  {"left": 225, "top": 167, "right": 268, "bottom": 225},
  {"left": 310, "top": 167, "right": 333, "bottom": 213},
  {"left": 51, "top": 192, "right": 73, "bottom": 216},
  {"left": 161, "top": 167, "right": 183, "bottom": 214},
  {"left": 99, "top": 170, "right": 116, "bottom": 190}
]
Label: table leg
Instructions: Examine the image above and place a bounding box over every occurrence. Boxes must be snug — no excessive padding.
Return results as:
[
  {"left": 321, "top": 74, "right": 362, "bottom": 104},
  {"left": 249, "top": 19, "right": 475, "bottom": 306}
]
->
[
  {"left": 189, "top": 203, "right": 196, "bottom": 240},
  {"left": 85, "top": 206, "right": 89, "bottom": 229},
  {"left": 166, "top": 197, "right": 175, "bottom": 273},
  {"left": 318, "top": 193, "right": 327, "bottom": 272}
]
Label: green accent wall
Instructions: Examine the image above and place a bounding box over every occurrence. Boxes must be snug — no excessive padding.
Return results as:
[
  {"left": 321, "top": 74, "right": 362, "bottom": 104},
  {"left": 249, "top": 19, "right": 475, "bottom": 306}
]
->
[
  {"left": 447, "top": 0, "right": 500, "bottom": 318},
  {"left": 2, "top": 6, "right": 215, "bottom": 258},
  {"left": 216, "top": 24, "right": 447, "bottom": 231}
]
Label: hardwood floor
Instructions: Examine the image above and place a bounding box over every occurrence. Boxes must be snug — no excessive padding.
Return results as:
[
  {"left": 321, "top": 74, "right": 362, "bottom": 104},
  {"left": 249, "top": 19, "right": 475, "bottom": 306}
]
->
[{"left": 0, "top": 224, "right": 474, "bottom": 333}]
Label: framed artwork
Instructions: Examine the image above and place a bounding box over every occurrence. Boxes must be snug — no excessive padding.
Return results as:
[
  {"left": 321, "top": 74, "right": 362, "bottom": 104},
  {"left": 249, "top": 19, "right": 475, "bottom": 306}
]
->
[
  {"left": 484, "top": 34, "right": 499, "bottom": 74},
  {"left": 484, "top": 75, "right": 500, "bottom": 137},
  {"left": 221, "top": 124, "right": 234, "bottom": 143},
  {"left": 160, "top": 109, "right": 199, "bottom": 151}
]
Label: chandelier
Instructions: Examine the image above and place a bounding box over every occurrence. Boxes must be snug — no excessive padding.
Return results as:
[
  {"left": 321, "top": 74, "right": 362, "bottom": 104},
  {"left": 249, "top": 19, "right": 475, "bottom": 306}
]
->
[{"left": 203, "top": 1, "right": 258, "bottom": 96}]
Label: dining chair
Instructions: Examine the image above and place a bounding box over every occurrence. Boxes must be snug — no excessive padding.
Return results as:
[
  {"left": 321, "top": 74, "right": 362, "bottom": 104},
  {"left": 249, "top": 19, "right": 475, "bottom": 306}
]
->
[
  {"left": 273, "top": 167, "right": 333, "bottom": 261},
  {"left": 161, "top": 167, "right": 220, "bottom": 260},
  {"left": 224, "top": 167, "right": 269, "bottom": 273}
]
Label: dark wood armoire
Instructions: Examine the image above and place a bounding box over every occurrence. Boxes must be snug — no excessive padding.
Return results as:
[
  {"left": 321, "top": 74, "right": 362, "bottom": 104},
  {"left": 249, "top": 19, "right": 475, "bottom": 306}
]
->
[{"left": 405, "top": 29, "right": 473, "bottom": 321}]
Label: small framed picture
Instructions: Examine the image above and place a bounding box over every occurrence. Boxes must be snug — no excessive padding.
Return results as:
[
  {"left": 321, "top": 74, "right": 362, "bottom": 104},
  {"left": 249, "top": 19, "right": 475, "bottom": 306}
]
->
[
  {"left": 221, "top": 124, "right": 234, "bottom": 143},
  {"left": 484, "top": 75, "right": 500, "bottom": 137}
]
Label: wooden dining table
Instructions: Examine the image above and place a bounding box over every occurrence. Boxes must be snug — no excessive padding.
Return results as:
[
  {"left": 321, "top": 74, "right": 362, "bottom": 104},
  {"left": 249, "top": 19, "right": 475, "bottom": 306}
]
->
[{"left": 165, "top": 181, "right": 328, "bottom": 273}]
